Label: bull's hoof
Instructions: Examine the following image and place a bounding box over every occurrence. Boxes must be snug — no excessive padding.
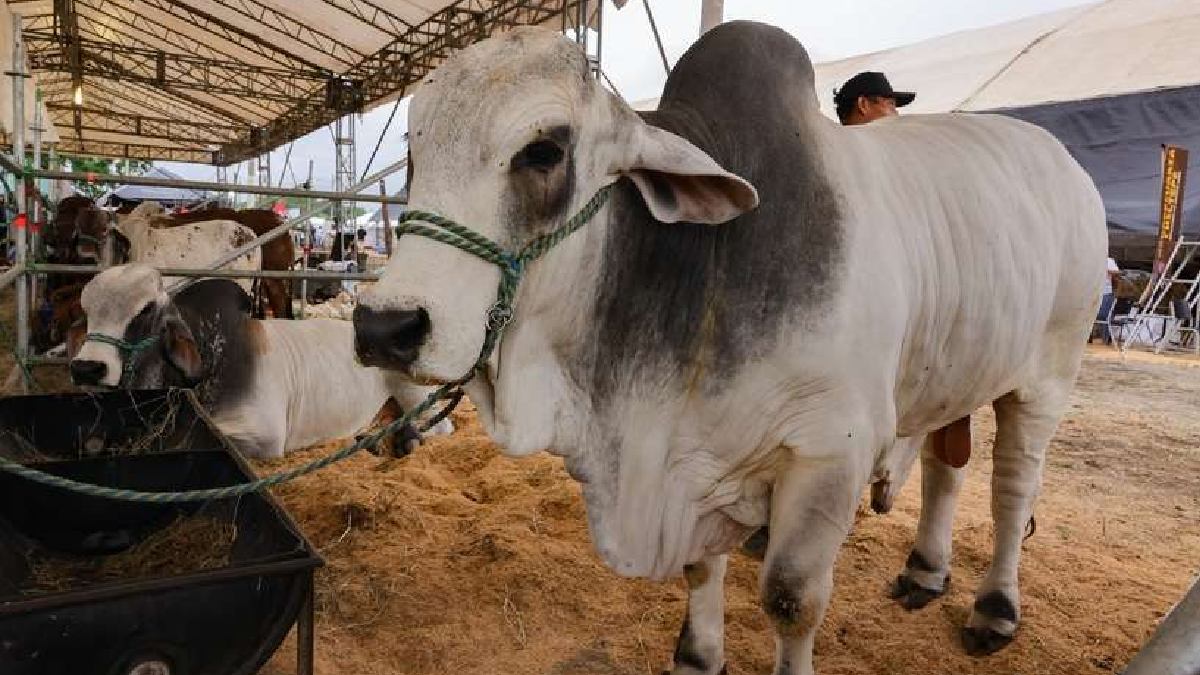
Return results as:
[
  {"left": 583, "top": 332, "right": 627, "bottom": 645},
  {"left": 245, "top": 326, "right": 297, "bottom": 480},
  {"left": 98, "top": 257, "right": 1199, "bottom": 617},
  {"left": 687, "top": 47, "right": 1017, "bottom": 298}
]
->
[
  {"left": 890, "top": 573, "right": 947, "bottom": 610},
  {"left": 395, "top": 423, "right": 423, "bottom": 457},
  {"left": 740, "top": 526, "right": 770, "bottom": 560},
  {"left": 961, "top": 626, "right": 1014, "bottom": 656},
  {"left": 661, "top": 666, "right": 726, "bottom": 675}
]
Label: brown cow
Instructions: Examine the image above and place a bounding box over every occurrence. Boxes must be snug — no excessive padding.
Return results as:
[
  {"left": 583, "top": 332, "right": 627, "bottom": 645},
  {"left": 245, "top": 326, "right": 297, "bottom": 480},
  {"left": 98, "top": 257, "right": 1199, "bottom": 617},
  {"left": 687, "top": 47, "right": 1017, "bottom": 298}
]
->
[
  {"left": 33, "top": 197, "right": 113, "bottom": 351},
  {"left": 44, "top": 196, "right": 96, "bottom": 293},
  {"left": 149, "top": 207, "right": 295, "bottom": 319}
]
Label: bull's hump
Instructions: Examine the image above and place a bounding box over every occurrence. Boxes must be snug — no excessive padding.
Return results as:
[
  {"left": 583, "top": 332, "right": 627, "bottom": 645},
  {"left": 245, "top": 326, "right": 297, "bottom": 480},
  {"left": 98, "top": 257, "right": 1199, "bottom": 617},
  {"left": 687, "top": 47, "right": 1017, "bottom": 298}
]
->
[
  {"left": 587, "top": 25, "right": 845, "bottom": 403},
  {"left": 659, "top": 21, "right": 820, "bottom": 121}
]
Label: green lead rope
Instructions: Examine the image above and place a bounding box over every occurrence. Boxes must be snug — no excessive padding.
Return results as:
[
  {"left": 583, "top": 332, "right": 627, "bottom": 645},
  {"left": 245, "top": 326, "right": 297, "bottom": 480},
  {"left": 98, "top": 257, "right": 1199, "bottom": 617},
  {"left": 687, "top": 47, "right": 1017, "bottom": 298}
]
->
[{"left": 0, "top": 185, "right": 613, "bottom": 502}]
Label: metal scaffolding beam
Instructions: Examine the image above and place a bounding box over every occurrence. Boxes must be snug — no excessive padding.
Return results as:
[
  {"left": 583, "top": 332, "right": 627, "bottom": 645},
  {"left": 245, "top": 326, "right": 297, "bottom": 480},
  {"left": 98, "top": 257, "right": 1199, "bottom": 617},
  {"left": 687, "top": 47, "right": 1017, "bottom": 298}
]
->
[
  {"left": 32, "top": 263, "right": 383, "bottom": 282},
  {"left": 9, "top": 11, "right": 32, "bottom": 393},
  {"left": 22, "top": 13, "right": 53, "bottom": 31},
  {"left": 25, "top": 30, "right": 329, "bottom": 104},
  {"left": 195, "top": 0, "right": 364, "bottom": 68},
  {"left": 45, "top": 104, "right": 248, "bottom": 143},
  {"left": 54, "top": 138, "right": 216, "bottom": 163},
  {"left": 19, "top": 0, "right": 594, "bottom": 165},
  {"left": 216, "top": 0, "right": 581, "bottom": 165},
  {"left": 82, "top": 78, "right": 251, "bottom": 128},
  {"left": 28, "top": 167, "right": 408, "bottom": 203},
  {"left": 316, "top": 0, "right": 412, "bottom": 38},
  {"left": 333, "top": 112, "right": 356, "bottom": 260},
  {"left": 103, "top": 0, "right": 332, "bottom": 73}
]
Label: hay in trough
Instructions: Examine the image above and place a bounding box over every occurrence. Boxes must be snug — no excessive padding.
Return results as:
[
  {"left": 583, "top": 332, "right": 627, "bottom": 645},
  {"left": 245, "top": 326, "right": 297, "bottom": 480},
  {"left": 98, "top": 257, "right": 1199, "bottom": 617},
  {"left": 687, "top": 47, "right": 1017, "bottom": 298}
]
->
[{"left": 24, "top": 514, "right": 238, "bottom": 593}]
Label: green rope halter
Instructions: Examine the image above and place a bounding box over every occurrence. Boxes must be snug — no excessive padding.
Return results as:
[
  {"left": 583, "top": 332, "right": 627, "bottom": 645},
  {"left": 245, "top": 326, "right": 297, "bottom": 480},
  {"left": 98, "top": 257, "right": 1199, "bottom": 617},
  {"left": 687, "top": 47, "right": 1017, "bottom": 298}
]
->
[
  {"left": 84, "top": 332, "right": 159, "bottom": 386},
  {"left": 393, "top": 184, "right": 614, "bottom": 378},
  {"left": 0, "top": 186, "right": 614, "bottom": 503}
]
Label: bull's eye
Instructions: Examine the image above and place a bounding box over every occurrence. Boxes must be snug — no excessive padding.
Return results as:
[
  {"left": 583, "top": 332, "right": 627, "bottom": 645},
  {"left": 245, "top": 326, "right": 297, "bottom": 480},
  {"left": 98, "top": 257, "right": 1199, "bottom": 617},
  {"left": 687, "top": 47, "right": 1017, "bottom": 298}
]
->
[
  {"left": 137, "top": 302, "right": 154, "bottom": 320},
  {"left": 512, "top": 140, "right": 564, "bottom": 171}
]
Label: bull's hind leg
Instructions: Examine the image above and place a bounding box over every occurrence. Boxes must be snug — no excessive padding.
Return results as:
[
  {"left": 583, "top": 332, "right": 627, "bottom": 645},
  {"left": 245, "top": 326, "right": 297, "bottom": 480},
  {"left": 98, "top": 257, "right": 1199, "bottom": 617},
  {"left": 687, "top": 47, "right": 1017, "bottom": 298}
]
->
[
  {"left": 666, "top": 554, "right": 728, "bottom": 675},
  {"left": 893, "top": 437, "right": 966, "bottom": 610},
  {"left": 963, "top": 385, "right": 1069, "bottom": 654}
]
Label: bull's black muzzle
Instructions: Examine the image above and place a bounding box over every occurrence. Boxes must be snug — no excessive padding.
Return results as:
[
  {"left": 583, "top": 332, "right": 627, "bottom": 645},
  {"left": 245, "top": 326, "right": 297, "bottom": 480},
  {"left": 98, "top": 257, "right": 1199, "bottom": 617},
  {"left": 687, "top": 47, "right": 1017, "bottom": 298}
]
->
[
  {"left": 352, "top": 305, "right": 430, "bottom": 370},
  {"left": 69, "top": 359, "right": 108, "bottom": 386}
]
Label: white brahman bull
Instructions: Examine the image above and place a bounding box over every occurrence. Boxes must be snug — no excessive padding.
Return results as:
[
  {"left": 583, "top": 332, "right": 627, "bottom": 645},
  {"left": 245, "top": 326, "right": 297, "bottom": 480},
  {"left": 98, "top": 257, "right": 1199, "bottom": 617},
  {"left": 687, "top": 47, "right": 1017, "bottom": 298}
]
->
[
  {"left": 105, "top": 201, "right": 261, "bottom": 295},
  {"left": 351, "top": 21, "right": 1106, "bottom": 675},
  {"left": 67, "top": 263, "right": 452, "bottom": 459}
]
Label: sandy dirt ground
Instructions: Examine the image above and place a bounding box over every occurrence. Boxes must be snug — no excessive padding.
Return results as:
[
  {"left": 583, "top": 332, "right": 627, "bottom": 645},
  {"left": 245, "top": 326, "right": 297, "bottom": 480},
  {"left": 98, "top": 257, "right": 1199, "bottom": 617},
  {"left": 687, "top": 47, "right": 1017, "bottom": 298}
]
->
[{"left": 239, "top": 345, "right": 1200, "bottom": 675}]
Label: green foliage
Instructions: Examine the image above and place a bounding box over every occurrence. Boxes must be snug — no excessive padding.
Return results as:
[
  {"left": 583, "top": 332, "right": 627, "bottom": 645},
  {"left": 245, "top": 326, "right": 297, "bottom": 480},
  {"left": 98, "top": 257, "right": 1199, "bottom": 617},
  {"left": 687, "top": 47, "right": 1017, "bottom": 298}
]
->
[{"left": 65, "top": 157, "right": 152, "bottom": 198}]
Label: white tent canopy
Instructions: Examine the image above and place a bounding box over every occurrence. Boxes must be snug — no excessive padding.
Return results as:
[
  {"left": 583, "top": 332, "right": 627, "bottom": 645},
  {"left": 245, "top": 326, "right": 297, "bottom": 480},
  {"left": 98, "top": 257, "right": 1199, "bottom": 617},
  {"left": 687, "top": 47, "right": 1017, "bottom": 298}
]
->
[
  {"left": 812, "top": 0, "right": 1200, "bottom": 119},
  {"left": 816, "top": 0, "right": 1200, "bottom": 241},
  {"left": 632, "top": 0, "right": 1200, "bottom": 118},
  {"left": 634, "top": 0, "right": 1200, "bottom": 244}
]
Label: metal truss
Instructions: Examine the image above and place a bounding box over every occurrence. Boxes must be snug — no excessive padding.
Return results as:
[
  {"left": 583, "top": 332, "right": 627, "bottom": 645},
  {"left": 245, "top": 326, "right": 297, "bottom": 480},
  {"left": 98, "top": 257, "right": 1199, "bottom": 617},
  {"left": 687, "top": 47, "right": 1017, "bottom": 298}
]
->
[
  {"left": 25, "top": 29, "right": 328, "bottom": 105},
  {"left": 317, "top": 0, "right": 412, "bottom": 39},
  {"left": 44, "top": 104, "right": 248, "bottom": 143},
  {"left": 74, "top": 0, "right": 329, "bottom": 77},
  {"left": 17, "top": 0, "right": 590, "bottom": 164},
  {"left": 135, "top": 0, "right": 333, "bottom": 72},
  {"left": 21, "top": 13, "right": 54, "bottom": 31},
  {"left": 217, "top": 0, "right": 582, "bottom": 165},
  {"left": 54, "top": 138, "right": 216, "bottom": 164},
  {"left": 82, "top": 78, "right": 246, "bottom": 128},
  {"left": 194, "top": 0, "right": 364, "bottom": 68}
]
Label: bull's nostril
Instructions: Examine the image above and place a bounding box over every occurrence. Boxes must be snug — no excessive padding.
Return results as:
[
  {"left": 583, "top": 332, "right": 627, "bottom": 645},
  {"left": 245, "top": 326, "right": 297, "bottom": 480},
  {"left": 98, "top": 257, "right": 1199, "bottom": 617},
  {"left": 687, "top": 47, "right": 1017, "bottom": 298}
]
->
[
  {"left": 392, "top": 308, "right": 430, "bottom": 354},
  {"left": 70, "top": 359, "right": 108, "bottom": 386}
]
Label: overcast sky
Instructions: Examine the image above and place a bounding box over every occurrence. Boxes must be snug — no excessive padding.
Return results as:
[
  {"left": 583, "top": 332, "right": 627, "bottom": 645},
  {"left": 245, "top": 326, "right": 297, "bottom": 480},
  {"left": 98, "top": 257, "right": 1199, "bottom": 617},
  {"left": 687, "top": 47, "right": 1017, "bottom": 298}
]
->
[{"left": 158, "top": 0, "right": 1095, "bottom": 193}]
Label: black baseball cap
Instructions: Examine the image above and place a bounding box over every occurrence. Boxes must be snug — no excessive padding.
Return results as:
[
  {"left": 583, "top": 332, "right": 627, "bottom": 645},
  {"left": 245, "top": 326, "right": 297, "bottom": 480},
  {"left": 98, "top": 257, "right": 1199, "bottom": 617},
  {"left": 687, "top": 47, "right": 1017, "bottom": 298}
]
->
[{"left": 833, "top": 71, "right": 916, "bottom": 108}]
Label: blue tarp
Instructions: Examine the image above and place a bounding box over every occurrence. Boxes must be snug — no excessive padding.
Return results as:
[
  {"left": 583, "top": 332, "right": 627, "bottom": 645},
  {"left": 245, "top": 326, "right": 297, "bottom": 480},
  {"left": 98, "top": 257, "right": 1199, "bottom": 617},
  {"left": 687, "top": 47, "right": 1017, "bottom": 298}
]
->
[{"left": 991, "top": 84, "right": 1200, "bottom": 237}]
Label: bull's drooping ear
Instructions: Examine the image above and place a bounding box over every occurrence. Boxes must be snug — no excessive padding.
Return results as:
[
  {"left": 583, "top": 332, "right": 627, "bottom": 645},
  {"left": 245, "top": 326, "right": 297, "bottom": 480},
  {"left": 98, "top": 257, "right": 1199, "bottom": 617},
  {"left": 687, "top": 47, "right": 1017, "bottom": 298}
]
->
[
  {"left": 66, "top": 319, "right": 87, "bottom": 360},
  {"left": 160, "top": 308, "right": 204, "bottom": 382},
  {"left": 615, "top": 123, "right": 759, "bottom": 225}
]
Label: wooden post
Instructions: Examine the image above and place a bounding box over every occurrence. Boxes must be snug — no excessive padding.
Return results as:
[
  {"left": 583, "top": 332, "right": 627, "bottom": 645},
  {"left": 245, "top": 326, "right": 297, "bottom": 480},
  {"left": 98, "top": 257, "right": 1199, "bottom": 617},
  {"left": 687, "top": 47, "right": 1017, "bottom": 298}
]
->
[
  {"left": 700, "top": 0, "right": 724, "bottom": 35},
  {"left": 379, "top": 179, "right": 392, "bottom": 256}
]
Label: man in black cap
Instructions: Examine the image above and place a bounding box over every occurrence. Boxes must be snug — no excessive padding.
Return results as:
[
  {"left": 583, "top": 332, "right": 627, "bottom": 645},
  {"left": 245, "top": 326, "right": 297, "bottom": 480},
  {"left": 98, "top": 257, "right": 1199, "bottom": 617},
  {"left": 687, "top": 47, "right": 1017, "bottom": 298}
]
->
[{"left": 833, "top": 71, "right": 916, "bottom": 126}]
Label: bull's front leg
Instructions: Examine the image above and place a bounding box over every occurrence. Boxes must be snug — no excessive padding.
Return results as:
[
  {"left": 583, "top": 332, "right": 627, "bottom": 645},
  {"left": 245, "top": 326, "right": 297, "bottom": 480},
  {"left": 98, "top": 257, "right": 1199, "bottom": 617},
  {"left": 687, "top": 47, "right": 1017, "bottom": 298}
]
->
[
  {"left": 761, "top": 453, "right": 867, "bottom": 675},
  {"left": 666, "top": 554, "right": 729, "bottom": 675}
]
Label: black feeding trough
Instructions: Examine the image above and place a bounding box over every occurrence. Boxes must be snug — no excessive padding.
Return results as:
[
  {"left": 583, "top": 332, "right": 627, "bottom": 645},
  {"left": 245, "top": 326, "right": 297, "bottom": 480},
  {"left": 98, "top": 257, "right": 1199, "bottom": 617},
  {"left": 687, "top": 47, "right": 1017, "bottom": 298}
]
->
[{"left": 0, "top": 389, "right": 323, "bottom": 675}]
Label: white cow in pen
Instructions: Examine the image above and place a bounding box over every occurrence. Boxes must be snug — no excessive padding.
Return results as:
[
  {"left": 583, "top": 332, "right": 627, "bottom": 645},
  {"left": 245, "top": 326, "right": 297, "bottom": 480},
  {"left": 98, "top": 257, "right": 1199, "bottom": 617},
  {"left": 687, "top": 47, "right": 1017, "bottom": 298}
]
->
[
  {"left": 68, "top": 264, "right": 453, "bottom": 459},
  {"left": 352, "top": 21, "right": 1107, "bottom": 675}
]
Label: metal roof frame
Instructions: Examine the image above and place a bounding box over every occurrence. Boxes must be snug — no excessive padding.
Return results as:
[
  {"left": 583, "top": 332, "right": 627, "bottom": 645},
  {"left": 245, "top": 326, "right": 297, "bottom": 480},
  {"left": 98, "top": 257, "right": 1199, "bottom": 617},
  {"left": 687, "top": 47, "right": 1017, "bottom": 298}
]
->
[{"left": 6, "top": 0, "right": 601, "bottom": 165}]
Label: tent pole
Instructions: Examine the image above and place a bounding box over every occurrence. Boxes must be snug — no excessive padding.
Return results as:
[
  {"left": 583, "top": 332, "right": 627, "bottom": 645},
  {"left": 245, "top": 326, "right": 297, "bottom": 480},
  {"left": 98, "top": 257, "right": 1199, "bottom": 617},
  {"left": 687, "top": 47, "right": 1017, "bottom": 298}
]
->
[
  {"left": 9, "top": 12, "right": 31, "bottom": 393},
  {"left": 700, "top": 0, "right": 724, "bottom": 35}
]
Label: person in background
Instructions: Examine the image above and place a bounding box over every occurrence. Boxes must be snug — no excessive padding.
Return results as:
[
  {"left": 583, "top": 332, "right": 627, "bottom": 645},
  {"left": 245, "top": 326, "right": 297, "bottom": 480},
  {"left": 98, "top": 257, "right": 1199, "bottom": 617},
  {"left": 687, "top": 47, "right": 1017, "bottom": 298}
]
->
[
  {"left": 1097, "top": 256, "right": 1122, "bottom": 344},
  {"left": 833, "top": 71, "right": 916, "bottom": 126},
  {"left": 0, "top": 194, "right": 13, "bottom": 264}
]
